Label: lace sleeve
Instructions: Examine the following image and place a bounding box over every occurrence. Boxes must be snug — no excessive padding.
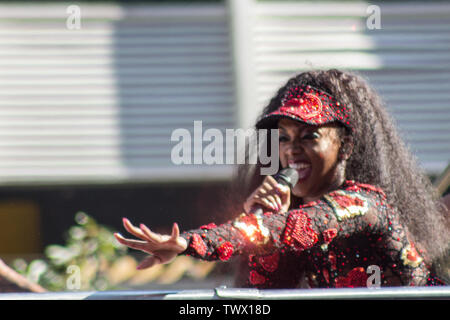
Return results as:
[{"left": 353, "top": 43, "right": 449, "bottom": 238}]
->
[{"left": 180, "top": 211, "right": 289, "bottom": 262}]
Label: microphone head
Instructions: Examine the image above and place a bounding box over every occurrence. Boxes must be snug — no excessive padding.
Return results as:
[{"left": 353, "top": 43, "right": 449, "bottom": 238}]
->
[{"left": 273, "top": 168, "right": 299, "bottom": 189}]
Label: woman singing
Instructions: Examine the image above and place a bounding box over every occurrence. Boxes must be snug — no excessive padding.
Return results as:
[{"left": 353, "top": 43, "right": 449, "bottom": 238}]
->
[{"left": 114, "top": 69, "right": 449, "bottom": 288}]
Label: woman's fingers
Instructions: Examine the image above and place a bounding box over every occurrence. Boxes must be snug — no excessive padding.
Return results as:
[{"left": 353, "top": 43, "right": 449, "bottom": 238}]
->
[
  {"left": 263, "top": 177, "right": 285, "bottom": 210},
  {"left": 139, "top": 222, "right": 186, "bottom": 252},
  {"left": 255, "top": 190, "right": 276, "bottom": 210},
  {"left": 276, "top": 184, "right": 291, "bottom": 204},
  {"left": 117, "top": 218, "right": 187, "bottom": 265},
  {"left": 273, "top": 194, "right": 283, "bottom": 210},
  {"left": 262, "top": 182, "right": 274, "bottom": 193},
  {"left": 275, "top": 184, "right": 291, "bottom": 212},
  {"left": 244, "top": 175, "right": 292, "bottom": 213},
  {"left": 275, "top": 183, "right": 290, "bottom": 196},
  {"left": 265, "top": 194, "right": 280, "bottom": 211},
  {"left": 267, "top": 176, "right": 290, "bottom": 196},
  {"left": 140, "top": 223, "right": 162, "bottom": 243},
  {"left": 260, "top": 177, "right": 291, "bottom": 212},
  {"left": 253, "top": 196, "right": 277, "bottom": 211},
  {"left": 123, "top": 218, "right": 150, "bottom": 241},
  {"left": 136, "top": 255, "right": 161, "bottom": 270},
  {"left": 256, "top": 186, "right": 281, "bottom": 211},
  {"left": 114, "top": 233, "right": 150, "bottom": 252},
  {"left": 171, "top": 223, "right": 180, "bottom": 240},
  {"left": 265, "top": 175, "right": 278, "bottom": 186}
]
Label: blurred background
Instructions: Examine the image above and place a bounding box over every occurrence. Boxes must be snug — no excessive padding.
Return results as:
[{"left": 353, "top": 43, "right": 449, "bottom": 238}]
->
[{"left": 0, "top": 0, "right": 449, "bottom": 292}]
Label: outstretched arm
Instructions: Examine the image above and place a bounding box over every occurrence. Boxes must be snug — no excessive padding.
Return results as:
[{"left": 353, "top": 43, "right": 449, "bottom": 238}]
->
[
  {"left": 115, "top": 205, "right": 293, "bottom": 268},
  {"left": 115, "top": 175, "right": 292, "bottom": 269}
]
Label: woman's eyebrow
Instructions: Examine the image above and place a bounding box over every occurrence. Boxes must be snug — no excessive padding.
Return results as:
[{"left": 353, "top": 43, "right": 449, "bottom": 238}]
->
[
  {"left": 298, "top": 125, "right": 316, "bottom": 134},
  {"left": 278, "top": 126, "right": 287, "bottom": 133}
]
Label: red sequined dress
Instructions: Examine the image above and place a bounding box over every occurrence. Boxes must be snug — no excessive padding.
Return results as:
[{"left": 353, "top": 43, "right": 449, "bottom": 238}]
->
[{"left": 180, "top": 180, "right": 444, "bottom": 288}]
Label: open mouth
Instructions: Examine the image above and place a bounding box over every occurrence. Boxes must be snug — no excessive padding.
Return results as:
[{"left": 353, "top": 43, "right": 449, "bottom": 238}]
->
[{"left": 288, "top": 161, "right": 312, "bottom": 181}]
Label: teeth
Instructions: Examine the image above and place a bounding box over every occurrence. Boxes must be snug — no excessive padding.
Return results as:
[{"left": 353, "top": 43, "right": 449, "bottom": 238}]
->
[{"left": 288, "top": 162, "right": 311, "bottom": 170}]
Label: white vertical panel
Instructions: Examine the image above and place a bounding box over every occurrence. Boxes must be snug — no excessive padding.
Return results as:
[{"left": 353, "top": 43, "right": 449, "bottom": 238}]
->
[{"left": 228, "top": 0, "right": 258, "bottom": 129}]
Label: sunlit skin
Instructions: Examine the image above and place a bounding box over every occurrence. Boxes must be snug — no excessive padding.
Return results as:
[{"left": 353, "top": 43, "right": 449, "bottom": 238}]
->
[
  {"left": 244, "top": 118, "right": 351, "bottom": 212},
  {"left": 114, "top": 118, "right": 352, "bottom": 269},
  {"left": 114, "top": 218, "right": 187, "bottom": 270},
  {"left": 278, "top": 118, "right": 345, "bottom": 202}
]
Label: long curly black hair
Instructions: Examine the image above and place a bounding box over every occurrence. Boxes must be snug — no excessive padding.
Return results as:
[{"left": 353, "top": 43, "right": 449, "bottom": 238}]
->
[{"left": 226, "top": 69, "right": 449, "bottom": 264}]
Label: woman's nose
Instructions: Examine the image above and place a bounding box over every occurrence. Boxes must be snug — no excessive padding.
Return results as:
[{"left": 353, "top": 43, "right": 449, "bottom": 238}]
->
[{"left": 285, "top": 140, "right": 303, "bottom": 155}]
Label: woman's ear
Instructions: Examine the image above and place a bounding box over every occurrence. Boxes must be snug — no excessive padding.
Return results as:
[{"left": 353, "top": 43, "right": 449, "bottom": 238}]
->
[{"left": 339, "top": 135, "right": 354, "bottom": 161}]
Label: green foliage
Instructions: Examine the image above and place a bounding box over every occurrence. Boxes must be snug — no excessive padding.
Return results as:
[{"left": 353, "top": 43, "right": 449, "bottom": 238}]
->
[{"left": 13, "top": 212, "right": 129, "bottom": 291}]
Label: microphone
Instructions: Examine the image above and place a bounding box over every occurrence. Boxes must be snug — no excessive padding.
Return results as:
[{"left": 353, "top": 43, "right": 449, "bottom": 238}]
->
[
  {"left": 251, "top": 168, "right": 299, "bottom": 215},
  {"left": 273, "top": 167, "right": 300, "bottom": 190}
]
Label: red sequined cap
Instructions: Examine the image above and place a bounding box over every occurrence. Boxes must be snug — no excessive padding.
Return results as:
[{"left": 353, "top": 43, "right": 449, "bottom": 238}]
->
[{"left": 256, "top": 85, "right": 352, "bottom": 130}]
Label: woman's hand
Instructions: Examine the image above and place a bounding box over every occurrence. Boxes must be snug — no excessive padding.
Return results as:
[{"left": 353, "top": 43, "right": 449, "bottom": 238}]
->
[
  {"left": 243, "top": 175, "right": 291, "bottom": 214},
  {"left": 114, "top": 218, "right": 188, "bottom": 270}
]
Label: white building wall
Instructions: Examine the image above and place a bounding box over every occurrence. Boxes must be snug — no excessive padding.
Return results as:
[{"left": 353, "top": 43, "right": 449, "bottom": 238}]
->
[{"left": 0, "top": 1, "right": 448, "bottom": 186}]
